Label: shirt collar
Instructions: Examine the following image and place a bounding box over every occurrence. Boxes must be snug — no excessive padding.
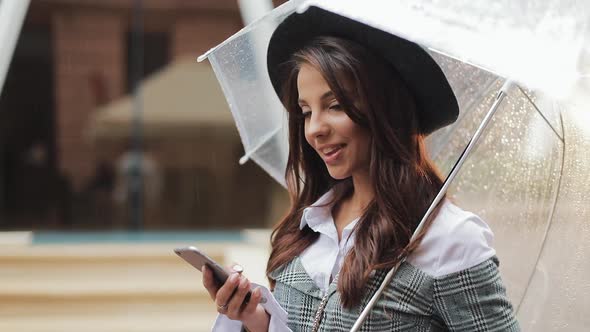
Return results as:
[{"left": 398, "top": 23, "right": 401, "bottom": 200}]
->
[
  {"left": 299, "top": 190, "right": 334, "bottom": 231},
  {"left": 299, "top": 190, "right": 360, "bottom": 235}
]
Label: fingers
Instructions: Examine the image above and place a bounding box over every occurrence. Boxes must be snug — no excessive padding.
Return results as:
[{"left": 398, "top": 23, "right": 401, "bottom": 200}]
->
[
  {"left": 242, "top": 287, "right": 262, "bottom": 316},
  {"left": 201, "top": 265, "right": 219, "bottom": 300},
  {"left": 215, "top": 272, "right": 241, "bottom": 313},
  {"left": 206, "top": 263, "right": 258, "bottom": 320},
  {"left": 226, "top": 276, "right": 252, "bottom": 317}
]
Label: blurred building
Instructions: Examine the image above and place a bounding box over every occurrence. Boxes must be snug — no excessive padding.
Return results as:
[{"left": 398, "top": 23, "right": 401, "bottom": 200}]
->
[{"left": 0, "top": 0, "right": 288, "bottom": 231}]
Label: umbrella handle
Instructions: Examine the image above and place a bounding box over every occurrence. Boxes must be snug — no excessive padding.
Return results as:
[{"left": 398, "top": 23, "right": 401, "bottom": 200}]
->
[{"left": 349, "top": 80, "right": 515, "bottom": 332}]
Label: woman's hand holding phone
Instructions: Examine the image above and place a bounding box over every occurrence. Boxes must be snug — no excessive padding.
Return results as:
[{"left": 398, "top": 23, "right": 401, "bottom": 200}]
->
[{"left": 202, "top": 264, "right": 270, "bottom": 332}]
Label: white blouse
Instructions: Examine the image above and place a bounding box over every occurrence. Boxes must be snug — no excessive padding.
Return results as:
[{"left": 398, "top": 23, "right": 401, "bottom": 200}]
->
[{"left": 212, "top": 191, "right": 496, "bottom": 331}]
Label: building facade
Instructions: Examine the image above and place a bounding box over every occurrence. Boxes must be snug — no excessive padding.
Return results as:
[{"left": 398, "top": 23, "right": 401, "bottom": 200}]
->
[{"left": 0, "top": 0, "right": 288, "bottom": 230}]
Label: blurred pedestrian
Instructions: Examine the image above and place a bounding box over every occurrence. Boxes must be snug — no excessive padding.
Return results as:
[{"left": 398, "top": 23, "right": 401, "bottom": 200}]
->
[{"left": 113, "top": 149, "right": 162, "bottom": 229}]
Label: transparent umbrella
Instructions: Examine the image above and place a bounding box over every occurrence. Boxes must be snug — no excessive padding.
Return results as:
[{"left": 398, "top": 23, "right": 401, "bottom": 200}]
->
[{"left": 198, "top": 0, "right": 590, "bottom": 330}]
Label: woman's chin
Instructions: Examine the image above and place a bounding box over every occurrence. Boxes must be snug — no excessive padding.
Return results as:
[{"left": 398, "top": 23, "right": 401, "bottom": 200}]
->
[{"left": 326, "top": 168, "right": 350, "bottom": 180}]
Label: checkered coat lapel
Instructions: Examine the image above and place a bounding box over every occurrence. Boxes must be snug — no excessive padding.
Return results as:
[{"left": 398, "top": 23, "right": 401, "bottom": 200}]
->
[
  {"left": 269, "top": 256, "right": 520, "bottom": 331},
  {"left": 269, "top": 256, "right": 325, "bottom": 300},
  {"left": 269, "top": 256, "right": 430, "bottom": 331}
]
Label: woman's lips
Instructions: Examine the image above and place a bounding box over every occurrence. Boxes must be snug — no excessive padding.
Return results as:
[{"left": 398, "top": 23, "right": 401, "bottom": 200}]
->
[{"left": 321, "top": 144, "right": 345, "bottom": 165}]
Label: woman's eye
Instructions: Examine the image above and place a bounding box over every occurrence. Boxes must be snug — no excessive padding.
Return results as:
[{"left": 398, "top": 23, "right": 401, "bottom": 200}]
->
[
  {"left": 301, "top": 111, "right": 311, "bottom": 118},
  {"left": 329, "top": 104, "right": 342, "bottom": 110}
]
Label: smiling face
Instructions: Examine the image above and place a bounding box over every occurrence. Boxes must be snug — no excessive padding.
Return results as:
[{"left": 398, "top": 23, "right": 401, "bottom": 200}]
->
[{"left": 297, "top": 63, "right": 371, "bottom": 180}]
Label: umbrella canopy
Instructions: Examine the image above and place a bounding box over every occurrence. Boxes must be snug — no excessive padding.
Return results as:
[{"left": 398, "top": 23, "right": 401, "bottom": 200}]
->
[
  {"left": 89, "top": 57, "right": 234, "bottom": 141},
  {"left": 198, "top": 0, "right": 590, "bottom": 330}
]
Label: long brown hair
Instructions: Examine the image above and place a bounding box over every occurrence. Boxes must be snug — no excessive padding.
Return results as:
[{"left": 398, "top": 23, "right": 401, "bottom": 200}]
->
[{"left": 266, "top": 36, "right": 445, "bottom": 308}]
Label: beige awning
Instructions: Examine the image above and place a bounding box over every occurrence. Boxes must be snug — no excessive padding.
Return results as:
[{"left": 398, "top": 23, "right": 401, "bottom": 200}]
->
[{"left": 89, "top": 57, "right": 235, "bottom": 140}]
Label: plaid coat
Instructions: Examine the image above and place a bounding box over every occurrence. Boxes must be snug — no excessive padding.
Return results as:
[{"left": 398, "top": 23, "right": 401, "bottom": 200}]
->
[{"left": 269, "top": 256, "right": 520, "bottom": 331}]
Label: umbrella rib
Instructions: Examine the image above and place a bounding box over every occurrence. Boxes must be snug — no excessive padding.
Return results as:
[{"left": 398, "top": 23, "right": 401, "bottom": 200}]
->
[
  {"left": 517, "top": 86, "right": 564, "bottom": 143},
  {"left": 514, "top": 111, "right": 567, "bottom": 315},
  {"left": 239, "top": 125, "right": 283, "bottom": 165}
]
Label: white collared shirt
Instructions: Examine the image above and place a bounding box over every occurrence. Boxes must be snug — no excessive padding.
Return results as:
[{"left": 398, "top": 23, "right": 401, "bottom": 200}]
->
[
  {"left": 213, "top": 190, "right": 496, "bottom": 331},
  {"left": 298, "top": 190, "right": 358, "bottom": 293},
  {"left": 298, "top": 190, "right": 496, "bottom": 293}
]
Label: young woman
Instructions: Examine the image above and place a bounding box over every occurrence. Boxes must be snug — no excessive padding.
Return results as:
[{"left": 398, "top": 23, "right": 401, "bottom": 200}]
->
[{"left": 202, "top": 7, "right": 520, "bottom": 332}]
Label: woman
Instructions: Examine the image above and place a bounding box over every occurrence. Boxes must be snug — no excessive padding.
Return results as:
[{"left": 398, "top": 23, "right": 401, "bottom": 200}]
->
[{"left": 203, "top": 7, "right": 520, "bottom": 332}]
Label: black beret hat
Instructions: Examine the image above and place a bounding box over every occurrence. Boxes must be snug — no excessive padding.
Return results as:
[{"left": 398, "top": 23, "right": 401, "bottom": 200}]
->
[{"left": 267, "top": 6, "right": 459, "bottom": 134}]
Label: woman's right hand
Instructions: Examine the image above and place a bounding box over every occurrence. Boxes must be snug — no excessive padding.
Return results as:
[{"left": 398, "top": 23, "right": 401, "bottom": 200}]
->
[{"left": 202, "top": 264, "right": 270, "bottom": 332}]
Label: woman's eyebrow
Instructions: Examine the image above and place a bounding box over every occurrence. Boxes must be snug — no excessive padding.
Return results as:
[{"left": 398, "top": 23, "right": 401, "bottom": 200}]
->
[
  {"left": 320, "top": 91, "right": 336, "bottom": 101},
  {"left": 298, "top": 91, "right": 335, "bottom": 104}
]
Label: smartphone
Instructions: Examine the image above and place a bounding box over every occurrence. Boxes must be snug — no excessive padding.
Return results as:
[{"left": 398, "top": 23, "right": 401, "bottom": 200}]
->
[
  {"left": 174, "top": 246, "right": 230, "bottom": 285},
  {"left": 173, "top": 246, "right": 266, "bottom": 303}
]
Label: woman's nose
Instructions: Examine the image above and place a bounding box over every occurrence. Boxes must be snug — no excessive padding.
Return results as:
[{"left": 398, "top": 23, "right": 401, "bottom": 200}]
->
[{"left": 307, "top": 111, "right": 330, "bottom": 138}]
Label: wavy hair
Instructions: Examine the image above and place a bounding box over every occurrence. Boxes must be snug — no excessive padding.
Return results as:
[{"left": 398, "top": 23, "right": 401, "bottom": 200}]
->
[{"left": 266, "top": 36, "right": 445, "bottom": 308}]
